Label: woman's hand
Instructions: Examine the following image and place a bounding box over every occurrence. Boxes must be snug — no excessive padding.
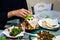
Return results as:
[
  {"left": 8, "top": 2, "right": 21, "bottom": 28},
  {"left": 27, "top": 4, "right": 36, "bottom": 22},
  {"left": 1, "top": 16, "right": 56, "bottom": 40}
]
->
[{"left": 8, "top": 8, "right": 30, "bottom": 18}]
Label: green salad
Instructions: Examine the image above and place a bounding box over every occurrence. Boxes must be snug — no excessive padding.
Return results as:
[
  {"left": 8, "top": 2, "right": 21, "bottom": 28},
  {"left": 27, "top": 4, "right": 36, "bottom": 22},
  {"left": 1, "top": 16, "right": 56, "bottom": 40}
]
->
[
  {"left": 10, "top": 27, "right": 23, "bottom": 36},
  {"left": 25, "top": 15, "right": 33, "bottom": 20}
]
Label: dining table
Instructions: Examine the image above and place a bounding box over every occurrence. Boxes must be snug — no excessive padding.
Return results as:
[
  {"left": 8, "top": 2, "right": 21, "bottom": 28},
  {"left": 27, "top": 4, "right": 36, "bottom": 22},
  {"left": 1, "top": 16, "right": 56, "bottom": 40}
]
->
[{"left": 0, "top": 10, "right": 60, "bottom": 40}]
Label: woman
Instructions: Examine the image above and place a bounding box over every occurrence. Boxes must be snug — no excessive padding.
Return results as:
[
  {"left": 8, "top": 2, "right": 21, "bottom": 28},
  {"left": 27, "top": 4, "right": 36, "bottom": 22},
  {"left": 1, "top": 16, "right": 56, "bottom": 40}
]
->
[{"left": 0, "top": 0, "right": 30, "bottom": 29}]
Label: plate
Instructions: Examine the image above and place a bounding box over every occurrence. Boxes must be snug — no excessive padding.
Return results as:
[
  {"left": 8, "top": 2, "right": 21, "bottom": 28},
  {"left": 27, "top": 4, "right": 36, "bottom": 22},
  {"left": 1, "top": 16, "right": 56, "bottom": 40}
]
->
[
  {"left": 53, "top": 35, "right": 60, "bottom": 40},
  {"left": 3, "top": 26, "right": 25, "bottom": 38},
  {"left": 32, "top": 35, "right": 60, "bottom": 40},
  {"left": 38, "top": 18, "right": 59, "bottom": 29},
  {"left": 31, "top": 31, "right": 60, "bottom": 40}
]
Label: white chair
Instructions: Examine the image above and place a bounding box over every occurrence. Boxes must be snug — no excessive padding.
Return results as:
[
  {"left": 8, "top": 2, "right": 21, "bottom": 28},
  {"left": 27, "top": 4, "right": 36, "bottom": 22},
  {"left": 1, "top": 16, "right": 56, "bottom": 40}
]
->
[{"left": 32, "top": 3, "right": 53, "bottom": 14}]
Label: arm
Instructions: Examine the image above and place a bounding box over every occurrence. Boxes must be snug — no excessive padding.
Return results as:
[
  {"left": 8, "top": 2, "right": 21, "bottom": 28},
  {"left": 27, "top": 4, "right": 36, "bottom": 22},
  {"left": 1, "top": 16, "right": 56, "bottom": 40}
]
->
[
  {"left": 7, "top": 0, "right": 29, "bottom": 23},
  {"left": 8, "top": 0, "right": 29, "bottom": 18}
]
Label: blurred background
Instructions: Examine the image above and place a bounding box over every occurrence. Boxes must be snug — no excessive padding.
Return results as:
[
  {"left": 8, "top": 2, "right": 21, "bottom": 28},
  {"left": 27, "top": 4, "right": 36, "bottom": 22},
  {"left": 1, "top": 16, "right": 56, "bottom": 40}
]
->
[{"left": 26, "top": 0, "right": 60, "bottom": 11}]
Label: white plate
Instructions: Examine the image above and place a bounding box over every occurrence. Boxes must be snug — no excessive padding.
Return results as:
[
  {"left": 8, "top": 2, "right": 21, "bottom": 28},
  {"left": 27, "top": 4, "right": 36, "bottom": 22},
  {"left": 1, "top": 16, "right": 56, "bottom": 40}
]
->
[
  {"left": 38, "top": 18, "right": 59, "bottom": 29},
  {"left": 53, "top": 35, "right": 60, "bottom": 40},
  {"left": 2, "top": 26, "right": 25, "bottom": 38},
  {"left": 32, "top": 35, "right": 60, "bottom": 40}
]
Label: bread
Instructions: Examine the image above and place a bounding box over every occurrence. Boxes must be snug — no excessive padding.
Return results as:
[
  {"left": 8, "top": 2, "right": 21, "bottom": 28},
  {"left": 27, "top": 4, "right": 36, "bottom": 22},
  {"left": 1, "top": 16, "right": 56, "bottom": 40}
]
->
[{"left": 42, "top": 18, "right": 57, "bottom": 28}]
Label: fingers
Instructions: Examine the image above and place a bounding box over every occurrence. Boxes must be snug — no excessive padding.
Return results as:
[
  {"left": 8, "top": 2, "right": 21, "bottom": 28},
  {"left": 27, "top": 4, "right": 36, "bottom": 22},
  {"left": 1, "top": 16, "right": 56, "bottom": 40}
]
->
[
  {"left": 18, "top": 9, "right": 31, "bottom": 18},
  {"left": 23, "top": 9, "right": 31, "bottom": 15},
  {"left": 21, "top": 9, "right": 30, "bottom": 14},
  {"left": 19, "top": 12, "right": 26, "bottom": 18}
]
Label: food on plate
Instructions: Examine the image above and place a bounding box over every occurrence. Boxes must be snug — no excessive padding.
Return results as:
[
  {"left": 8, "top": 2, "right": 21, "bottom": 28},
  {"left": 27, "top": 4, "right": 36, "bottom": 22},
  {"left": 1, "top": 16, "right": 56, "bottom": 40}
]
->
[
  {"left": 42, "top": 18, "right": 57, "bottom": 28},
  {"left": 3, "top": 26, "right": 24, "bottom": 38},
  {"left": 42, "top": 20, "right": 56, "bottom": 28},
  {"left": 21, "top": 14, "right": 39, "bottom": 30},
  {"left": 10, "top": 27, "right": 23, "bottom": 36},
  {"left": 37, "top": 31, "right": 55, "bottom": 40},
  {"left": 38, "top": 18, "right": 59, "bottom": 29},
  {"left": 21, "top": 20, "right": 39, "bottom": 30}
]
